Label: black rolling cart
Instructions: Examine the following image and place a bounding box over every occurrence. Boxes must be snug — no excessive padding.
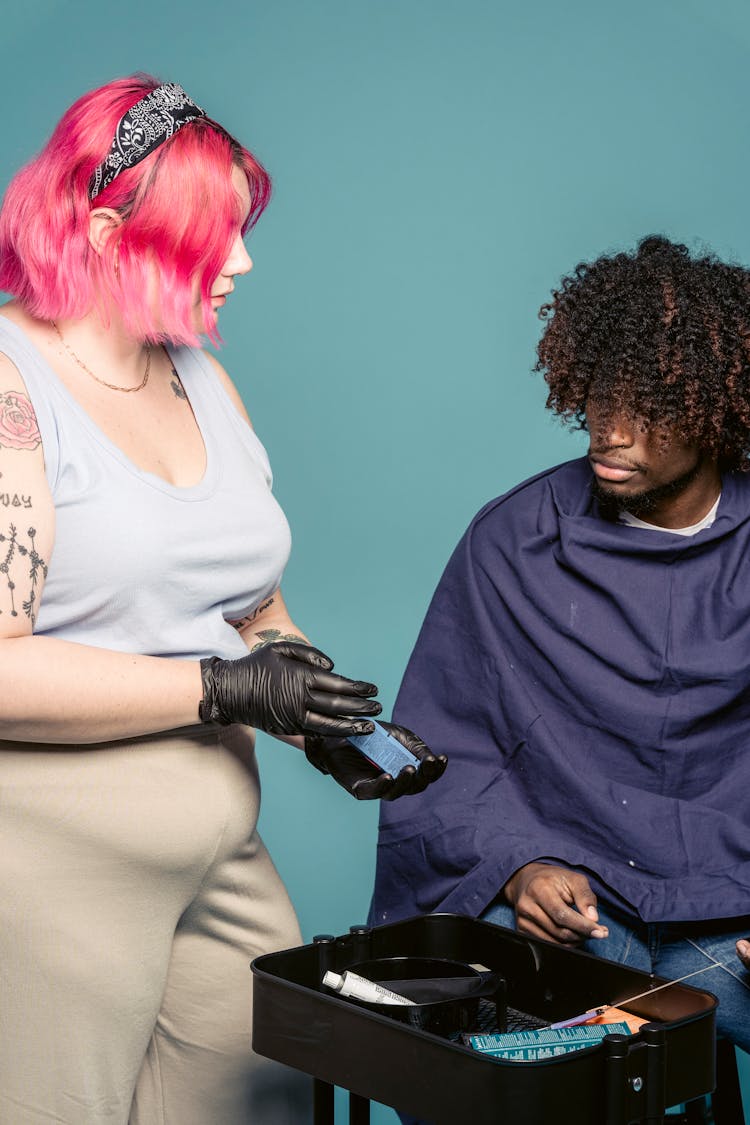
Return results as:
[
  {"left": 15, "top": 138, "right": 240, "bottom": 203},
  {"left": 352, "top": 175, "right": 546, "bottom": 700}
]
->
[{"left": 251, "top": 913, "right": 720, "bottom": 1125}]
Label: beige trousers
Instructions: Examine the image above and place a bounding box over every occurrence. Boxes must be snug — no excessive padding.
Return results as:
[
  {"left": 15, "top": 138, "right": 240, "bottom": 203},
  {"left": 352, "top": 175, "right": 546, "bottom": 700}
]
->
[{"left": 0, "top": 725, "right": 311, "bottom": 1125}]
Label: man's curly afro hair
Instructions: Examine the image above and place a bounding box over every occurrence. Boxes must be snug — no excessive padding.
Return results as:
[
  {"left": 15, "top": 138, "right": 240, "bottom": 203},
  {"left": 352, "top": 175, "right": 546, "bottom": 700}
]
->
[{"left": 536, "top": 235, "right": 750, "bottom": 471}]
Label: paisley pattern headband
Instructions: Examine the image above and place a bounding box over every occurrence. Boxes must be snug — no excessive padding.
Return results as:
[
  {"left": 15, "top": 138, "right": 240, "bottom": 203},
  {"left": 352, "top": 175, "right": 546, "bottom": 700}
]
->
[{"left": 89, "top": 82, "right": 206, "bottom": 201}]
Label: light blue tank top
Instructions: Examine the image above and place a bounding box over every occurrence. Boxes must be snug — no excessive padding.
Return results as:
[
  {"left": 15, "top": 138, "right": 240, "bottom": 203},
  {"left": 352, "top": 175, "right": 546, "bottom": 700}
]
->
[{"left": 0, "top": 317, "right": 291, "bottom": 661}]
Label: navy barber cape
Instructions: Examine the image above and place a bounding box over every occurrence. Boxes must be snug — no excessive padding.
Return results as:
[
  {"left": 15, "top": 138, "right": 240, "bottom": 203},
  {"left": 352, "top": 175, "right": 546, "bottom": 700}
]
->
[{"left": 370, "top": 458, "right": 750, "bottom": 926}]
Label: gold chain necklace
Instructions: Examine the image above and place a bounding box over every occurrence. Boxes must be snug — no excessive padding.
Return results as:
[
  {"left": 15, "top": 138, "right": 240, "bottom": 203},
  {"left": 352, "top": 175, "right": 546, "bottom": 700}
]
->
[{"left": 51, "top": 321, "right": 151, "bottom": 393}]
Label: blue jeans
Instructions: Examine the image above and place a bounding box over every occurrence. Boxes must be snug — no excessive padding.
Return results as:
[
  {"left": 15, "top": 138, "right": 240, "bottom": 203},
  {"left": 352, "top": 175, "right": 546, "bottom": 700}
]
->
[{"left": 482, "top": 899, "right": 750, "bottom": 1053}]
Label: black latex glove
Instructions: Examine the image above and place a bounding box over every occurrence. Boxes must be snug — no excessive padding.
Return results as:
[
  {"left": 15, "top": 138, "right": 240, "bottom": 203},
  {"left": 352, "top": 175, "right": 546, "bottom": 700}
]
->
[
  {"left": 304, "top": 720, "right": 448, "bottom": 800},
  {"left": 199, "top": 642, "right": 381, "bottom": 736}
]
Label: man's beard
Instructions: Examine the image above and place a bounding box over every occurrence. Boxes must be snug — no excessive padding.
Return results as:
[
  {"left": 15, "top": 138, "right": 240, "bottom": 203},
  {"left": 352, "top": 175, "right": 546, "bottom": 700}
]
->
[{"left": 592, "top": 458, "right": 703, "bottom": 521}]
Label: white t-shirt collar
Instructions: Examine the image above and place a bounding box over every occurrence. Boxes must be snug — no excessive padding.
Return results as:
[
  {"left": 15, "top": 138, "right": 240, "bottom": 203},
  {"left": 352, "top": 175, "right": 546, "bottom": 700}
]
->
[{"left": 618, "top": 494, "right": 721, "bottom": 537}]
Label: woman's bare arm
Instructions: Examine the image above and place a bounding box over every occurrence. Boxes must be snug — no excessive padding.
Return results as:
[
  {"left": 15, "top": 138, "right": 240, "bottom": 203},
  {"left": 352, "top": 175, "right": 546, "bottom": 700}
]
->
[
  {"left": 0, "top": 635, "right": 202, "bottom": 743},
  {"left": 229, "top": 588, "right": 311, "bottom": 650},
  {"left": 229, "top": 589, "right": 311, "bottom": 750},
  {"left": 0, "top": 351, "right": 203, "bottom": 744}
]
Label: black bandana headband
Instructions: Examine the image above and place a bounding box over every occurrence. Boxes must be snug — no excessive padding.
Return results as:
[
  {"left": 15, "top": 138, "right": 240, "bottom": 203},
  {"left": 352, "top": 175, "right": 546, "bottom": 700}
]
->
[{"left": 89, "top": 82, "right": 206, "bottom": 201}]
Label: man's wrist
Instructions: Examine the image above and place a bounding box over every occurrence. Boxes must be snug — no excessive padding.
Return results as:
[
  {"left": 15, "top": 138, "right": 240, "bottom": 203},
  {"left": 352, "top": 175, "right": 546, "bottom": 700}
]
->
[{"left": 503, "top": 860, "right": 546, "bottom": 904}]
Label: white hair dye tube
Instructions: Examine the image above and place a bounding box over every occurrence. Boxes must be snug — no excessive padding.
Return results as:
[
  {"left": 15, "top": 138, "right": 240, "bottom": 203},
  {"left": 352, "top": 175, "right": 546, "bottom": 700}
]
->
[{"left": 322, "top": 969, "right": 414, "bottom": 1006}]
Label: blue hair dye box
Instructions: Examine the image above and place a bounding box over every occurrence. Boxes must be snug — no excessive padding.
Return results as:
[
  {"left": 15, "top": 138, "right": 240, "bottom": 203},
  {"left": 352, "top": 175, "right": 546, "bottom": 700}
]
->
[
  {"left": 347, "top": 722, "right": 417, "bottom": 776},
  {"left": 466, "top": 1022, "right": 632, "bottom": 1060}
]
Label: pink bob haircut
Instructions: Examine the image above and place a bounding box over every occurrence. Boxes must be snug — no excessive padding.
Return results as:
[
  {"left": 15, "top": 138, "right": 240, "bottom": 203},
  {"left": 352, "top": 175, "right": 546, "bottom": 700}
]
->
[{"left": 0, "top": 74, "right": 271, "bottom": 345}]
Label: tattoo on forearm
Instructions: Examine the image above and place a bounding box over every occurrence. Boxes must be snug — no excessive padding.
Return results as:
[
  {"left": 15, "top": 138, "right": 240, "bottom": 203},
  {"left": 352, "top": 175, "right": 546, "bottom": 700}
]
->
[
  {"left": 0, "top": 391, "right": 41, "bottom": 451},
  {"left": 229, "top": 596, "right": 276, "bottom": 631},
  {"left": 0, "top": 493, "right": 32, "bottom": 508},
  {"left": 250, "top": 628, "right": 307, "bottom": 652},
  {"left": 0, "top": 524, "right": 48, "bottom": 626},
  {"left": 170, "top": 367, "right": 187, "bottom": 401}
]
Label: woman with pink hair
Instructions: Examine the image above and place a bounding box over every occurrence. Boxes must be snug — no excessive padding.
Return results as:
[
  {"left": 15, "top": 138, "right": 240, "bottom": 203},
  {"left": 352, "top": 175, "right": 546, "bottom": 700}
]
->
[{"left": 0, "top": 74, "right": 445, "bottom": 1124}]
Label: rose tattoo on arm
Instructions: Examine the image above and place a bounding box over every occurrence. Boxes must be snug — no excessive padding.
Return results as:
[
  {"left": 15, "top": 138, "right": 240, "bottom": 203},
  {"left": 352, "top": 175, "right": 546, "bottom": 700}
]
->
[{"left": 0, "top": 392, "right": 41, "bottom": 451}]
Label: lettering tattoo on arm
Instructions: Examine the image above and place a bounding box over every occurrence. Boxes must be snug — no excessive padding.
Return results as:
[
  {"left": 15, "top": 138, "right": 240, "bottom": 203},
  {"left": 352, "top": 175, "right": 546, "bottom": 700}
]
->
[
  {"left": 0, "top": 493, "right": 32, "bottom": 508},
  {"left": 250, "top": 627, "right": 307, "bottom": 652},
  {"left": 229, "top": 596, "right": 276, "bottom": 631},
  {"left": 0, "top": 524, "right": 48, "bottom": 626}
]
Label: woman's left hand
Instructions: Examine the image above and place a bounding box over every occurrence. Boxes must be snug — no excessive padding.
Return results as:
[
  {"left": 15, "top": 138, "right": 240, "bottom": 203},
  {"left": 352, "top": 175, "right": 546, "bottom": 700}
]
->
[
  {"left": 737, "top": 939, "right": 750, "bottom": 969},
  {"left": 304, "top": 721, "right": 447, "bottom": 800}
]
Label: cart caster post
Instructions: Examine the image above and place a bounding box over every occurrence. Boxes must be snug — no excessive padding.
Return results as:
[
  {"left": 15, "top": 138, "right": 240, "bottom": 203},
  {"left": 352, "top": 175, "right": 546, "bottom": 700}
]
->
[
  {"left": 313, "top": 1077, "right": 335, "bottom": 1125},
  {"left": 349, "top": 1091, "right": 370, "bottom": 1124},
  {"left": 605, "top": 1032, "right": 631, "bottom": 1125}
]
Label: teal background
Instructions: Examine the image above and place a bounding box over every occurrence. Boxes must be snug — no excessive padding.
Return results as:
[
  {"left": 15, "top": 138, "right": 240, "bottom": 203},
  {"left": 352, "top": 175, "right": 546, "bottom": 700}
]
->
[{"left": 1, "top": 1, "right": 748, "bottom": 1119}]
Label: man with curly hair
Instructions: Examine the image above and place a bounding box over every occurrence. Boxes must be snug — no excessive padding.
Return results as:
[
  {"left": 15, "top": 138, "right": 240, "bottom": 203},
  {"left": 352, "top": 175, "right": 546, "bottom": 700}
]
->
[{"left": 370, "top": 236, "right": 750, "bottom": 1052}]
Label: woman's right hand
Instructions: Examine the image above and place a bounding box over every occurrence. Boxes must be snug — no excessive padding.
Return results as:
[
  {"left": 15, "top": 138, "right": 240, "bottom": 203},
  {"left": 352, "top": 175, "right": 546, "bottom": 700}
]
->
[{"left": 199, "top": 641, "right": 382, "bottom": 736}]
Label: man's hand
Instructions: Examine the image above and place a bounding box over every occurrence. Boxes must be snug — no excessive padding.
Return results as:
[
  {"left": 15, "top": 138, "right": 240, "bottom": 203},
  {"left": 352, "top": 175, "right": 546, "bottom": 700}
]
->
[
  {"left": 737, "top": 939, "right": 750, "bottom": 969},
  {"left": 502, "top": 861, "right": 609, "bottom": 945}
]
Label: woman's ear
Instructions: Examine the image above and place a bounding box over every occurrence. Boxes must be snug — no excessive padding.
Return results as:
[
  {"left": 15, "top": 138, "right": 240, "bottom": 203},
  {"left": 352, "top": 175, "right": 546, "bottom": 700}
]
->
[{"left": 88, "top": 207, "right": 122, "bottom": 255}]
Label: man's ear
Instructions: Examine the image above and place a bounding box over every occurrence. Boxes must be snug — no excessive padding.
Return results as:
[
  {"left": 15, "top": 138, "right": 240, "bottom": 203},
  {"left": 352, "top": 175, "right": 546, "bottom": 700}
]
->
[{"left": 88, "top": 207, "right": 122, "bottom": 255}]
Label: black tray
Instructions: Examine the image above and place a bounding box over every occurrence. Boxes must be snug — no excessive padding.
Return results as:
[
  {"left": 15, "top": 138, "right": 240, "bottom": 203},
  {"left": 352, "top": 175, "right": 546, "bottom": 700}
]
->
[{"left": 251, "top": 913, "right": 718, "bottom": 1124}]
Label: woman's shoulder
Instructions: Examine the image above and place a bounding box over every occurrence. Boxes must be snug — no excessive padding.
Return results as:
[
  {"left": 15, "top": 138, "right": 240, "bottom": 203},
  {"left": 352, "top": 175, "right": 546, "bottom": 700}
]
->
[
  {"left": 199, "top": 350, "right": 253, "bottom": 429},
  {"left": 0, "top": 311, "right": 45, "bottom": 395}
]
